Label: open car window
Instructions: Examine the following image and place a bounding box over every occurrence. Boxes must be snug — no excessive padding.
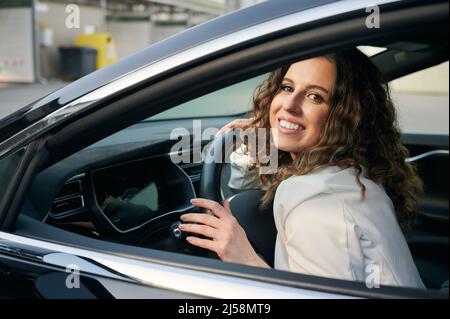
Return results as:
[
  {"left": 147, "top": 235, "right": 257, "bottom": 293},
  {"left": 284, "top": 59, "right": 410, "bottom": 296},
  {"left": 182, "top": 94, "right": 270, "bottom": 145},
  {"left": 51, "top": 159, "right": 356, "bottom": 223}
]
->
[{"left": 26, "top": 52, "right": 448, "bottom": 294}]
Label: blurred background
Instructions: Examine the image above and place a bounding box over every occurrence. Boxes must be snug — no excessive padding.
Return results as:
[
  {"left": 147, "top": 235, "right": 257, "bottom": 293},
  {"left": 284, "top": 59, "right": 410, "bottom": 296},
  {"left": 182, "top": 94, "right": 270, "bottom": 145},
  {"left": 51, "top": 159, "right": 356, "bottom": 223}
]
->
[{"left": 0, "top": 0, "right": 263, "bottom": 117}]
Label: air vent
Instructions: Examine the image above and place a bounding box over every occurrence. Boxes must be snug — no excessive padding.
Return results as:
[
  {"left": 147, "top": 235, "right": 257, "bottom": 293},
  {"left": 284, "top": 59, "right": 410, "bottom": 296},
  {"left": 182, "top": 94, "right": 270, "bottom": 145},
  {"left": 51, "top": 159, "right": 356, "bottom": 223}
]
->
[
  {"left": 49, "top": 178, "right": 85, "bottom": 218},
  {"left": 56, "top": 180, "right": 82, "bottom": 198},
  {"left": 50, "top": 196, "right": 84, "bottom": 217}
]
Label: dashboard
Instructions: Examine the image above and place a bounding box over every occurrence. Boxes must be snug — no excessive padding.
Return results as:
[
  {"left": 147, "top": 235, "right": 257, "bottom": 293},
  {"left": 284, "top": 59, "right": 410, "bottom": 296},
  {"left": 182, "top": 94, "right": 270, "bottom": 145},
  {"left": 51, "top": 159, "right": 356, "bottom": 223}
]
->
[
  {"left": 92, "top": 156, "right": 195, "bottom": 232},
  {"left": 47, "top": 155, "right": 197, "bottom": 237},
  {"left": 29, "top": 141, "right": 204, "bottom": 249},
  {"left": 23, "top": 117, "right": 235, "bottom": 250}
]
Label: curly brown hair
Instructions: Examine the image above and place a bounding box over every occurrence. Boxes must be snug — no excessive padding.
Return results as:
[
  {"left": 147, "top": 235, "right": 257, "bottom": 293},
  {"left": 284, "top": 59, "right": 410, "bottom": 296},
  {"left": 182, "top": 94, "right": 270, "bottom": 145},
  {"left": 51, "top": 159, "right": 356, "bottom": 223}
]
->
[{"left": 245, "top": 49, "right": 423, "bottom": 232}]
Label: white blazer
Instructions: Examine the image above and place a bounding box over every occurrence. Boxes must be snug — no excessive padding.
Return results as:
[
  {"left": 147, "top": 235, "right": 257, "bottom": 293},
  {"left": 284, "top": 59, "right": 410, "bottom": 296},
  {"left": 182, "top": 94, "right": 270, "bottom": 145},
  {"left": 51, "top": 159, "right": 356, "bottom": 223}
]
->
[{"left": 228, "top": 147, "right": 425, "bottom": 288}]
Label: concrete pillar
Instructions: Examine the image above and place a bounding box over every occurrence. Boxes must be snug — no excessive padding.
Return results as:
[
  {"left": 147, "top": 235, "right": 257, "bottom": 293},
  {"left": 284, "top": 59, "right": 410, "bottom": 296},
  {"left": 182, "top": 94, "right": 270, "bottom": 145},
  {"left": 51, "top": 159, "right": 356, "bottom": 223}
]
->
[{"left": 226, "top": 0, "right": 241, "bottom": 12}]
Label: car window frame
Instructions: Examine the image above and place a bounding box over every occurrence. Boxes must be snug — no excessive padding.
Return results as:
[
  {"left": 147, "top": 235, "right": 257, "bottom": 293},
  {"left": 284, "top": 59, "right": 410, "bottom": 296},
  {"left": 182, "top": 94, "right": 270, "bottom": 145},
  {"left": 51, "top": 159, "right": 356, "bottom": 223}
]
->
[{"left": 0, "top": 148, "right": 26, "bottom": 205}]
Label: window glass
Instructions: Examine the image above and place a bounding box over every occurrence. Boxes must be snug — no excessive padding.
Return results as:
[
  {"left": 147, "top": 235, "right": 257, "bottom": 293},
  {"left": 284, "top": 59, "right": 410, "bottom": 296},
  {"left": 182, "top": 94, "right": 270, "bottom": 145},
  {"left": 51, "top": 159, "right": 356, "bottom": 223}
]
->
[
  {"left": 147, "top": 74, "right": 268, "bottom": 121},
  {"left": 389, "top": 62, "right": 449, "bottom": 135}
]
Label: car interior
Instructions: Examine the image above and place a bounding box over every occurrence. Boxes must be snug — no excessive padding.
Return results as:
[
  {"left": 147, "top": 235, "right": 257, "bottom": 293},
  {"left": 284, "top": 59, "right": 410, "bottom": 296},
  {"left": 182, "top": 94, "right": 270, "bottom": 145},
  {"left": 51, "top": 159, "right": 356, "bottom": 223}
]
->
[{"left": 6, "top": 5, "right": 449, "bottom": 297}]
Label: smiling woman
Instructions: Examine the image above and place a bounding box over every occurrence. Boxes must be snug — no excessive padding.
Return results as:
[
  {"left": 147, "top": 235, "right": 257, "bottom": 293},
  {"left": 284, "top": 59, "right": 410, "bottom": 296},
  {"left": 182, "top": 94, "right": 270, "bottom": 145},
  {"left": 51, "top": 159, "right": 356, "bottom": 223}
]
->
[
  {"left": 269, "top": 57, "right": 335, "bottom": 157},
  {"left": 185, "top": 49, "right": 426, "bottom": 288}
]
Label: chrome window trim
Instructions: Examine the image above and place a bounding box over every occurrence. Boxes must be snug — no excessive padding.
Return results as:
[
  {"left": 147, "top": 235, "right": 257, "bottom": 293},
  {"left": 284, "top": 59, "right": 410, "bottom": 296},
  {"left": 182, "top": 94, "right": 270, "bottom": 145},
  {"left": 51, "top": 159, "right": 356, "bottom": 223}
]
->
[
  {"left": 0, "top": 231, "right": 356, "bottom": 298},
  {"left": 406, "top": 150, "right": 449, "bottom": 162},
  {"left": 0, "top": 0, "right": 401, "bottom": 159},
  {"left": 67, "top": 173, "right": 86, "bottom": 182}
]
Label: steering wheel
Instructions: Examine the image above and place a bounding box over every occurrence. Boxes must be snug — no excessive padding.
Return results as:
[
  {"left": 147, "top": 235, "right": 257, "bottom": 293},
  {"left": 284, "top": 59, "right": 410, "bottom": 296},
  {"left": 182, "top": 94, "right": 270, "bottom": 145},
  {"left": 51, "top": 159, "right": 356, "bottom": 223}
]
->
[
  {"left": 198, "top": 130, "right": 278, "bottom": 266},
  {"left": 199, "top": 130, "right": 236, "bottom": 202},
  {"left": 136, "top": 133, "right": 235, "bottom": 258}
]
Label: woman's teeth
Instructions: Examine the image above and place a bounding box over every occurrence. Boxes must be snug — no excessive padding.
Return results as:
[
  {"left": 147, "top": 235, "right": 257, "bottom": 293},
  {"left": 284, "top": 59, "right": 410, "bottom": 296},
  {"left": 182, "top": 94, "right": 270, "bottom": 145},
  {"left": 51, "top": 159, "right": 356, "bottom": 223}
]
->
[{"left": 279, "top": 120, "right": 304, "bottom": 131}]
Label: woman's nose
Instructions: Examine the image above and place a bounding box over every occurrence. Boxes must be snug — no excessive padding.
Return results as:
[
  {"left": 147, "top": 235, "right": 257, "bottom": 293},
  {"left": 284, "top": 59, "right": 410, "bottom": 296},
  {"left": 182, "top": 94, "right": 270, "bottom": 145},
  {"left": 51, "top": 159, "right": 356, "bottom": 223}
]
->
[{"left": 281, "top": 94, "right": 303, "bottom": 114}]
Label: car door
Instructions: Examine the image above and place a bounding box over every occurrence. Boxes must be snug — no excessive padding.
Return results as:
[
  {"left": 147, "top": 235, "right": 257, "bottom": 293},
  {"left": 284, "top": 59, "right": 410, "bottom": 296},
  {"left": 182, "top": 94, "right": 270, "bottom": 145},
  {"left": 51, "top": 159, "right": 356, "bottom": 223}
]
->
[{"left": 1, "top": 0, "right": 448, "bottom": 299}]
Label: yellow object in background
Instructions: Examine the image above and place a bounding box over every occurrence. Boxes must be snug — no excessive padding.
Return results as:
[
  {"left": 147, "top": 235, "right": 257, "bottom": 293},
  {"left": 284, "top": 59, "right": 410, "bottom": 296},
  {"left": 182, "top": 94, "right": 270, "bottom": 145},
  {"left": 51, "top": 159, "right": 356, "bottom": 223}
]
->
[{"left": 75, "top": 32, "right": 118, "bottom": 69}]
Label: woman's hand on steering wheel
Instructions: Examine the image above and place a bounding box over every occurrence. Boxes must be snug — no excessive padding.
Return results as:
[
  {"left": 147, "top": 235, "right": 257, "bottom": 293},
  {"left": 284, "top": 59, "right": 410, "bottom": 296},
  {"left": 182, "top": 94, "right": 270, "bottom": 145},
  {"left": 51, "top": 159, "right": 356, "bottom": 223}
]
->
[
  {"left": 215, "top": 118, "right": 256, "bottom": 137},
  {"left": 179, "top": 198, "right": 269, "bottom": 268}
]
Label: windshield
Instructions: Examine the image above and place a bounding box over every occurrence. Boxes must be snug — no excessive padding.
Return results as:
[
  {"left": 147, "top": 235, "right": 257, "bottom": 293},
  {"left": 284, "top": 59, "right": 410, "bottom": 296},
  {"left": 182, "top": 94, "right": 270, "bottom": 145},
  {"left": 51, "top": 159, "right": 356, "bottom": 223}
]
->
[{"left": 147, "top": 74, "right": 267, "bottom": 121}]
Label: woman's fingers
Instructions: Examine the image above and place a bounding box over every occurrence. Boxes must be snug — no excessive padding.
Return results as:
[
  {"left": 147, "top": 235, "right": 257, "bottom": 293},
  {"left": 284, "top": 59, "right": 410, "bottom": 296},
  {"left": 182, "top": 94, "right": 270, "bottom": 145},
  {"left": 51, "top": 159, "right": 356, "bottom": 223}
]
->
[
  {"left": 215, "top": 119, "right": 252, "bottom": 137},
  {"left": 215, "top": 124, "right": 235, "bottom": 137},
  {"left": 183, "top": 198, "right": 263, "bottom": 266},
  {"left": 179, "top": 223, "right": 217, "bottom": 239},
  {"left": 185, "top": 236, "right": 218, "bottom": 253},
  {"left": 180, "top": 212, "right": 221, "bottom": 228},
  {"left": 190, "top": 198, "right": 231, "bottom": 218},
  {"left": 223, "top": 199, "right": 231, "bottom": 212}
]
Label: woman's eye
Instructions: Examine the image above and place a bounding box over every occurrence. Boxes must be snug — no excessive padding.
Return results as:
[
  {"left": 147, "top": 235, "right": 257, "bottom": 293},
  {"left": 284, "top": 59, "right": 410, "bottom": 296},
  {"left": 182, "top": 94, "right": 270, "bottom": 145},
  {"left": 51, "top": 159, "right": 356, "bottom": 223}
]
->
[
  {"left": 308, "top": 93, "right": 324, "bottom": 103},
  {"left": 280, "top": 84, "right": 294, "bottom": 93}
]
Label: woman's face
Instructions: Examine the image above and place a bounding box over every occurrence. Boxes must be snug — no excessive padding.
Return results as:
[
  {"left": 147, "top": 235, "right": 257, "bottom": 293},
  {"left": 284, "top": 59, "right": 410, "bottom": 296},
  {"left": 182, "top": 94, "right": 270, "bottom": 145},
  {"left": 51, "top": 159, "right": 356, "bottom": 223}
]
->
[{"left": 269, "top": 57, "right": 336, "bottom": 157}]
